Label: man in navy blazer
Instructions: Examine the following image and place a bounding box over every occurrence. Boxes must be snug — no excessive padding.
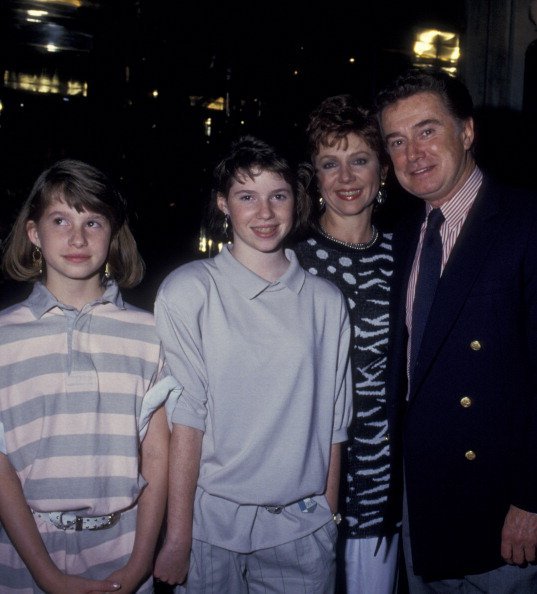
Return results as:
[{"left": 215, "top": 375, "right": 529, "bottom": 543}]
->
[{"left": 375, "top": 69, "right": 537, "bottom": 592}]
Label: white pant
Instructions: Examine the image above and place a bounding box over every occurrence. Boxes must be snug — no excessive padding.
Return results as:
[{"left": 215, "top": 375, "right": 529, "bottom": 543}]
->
[{"left": 344, "top": 534, "right": 400, "bottom": 594}]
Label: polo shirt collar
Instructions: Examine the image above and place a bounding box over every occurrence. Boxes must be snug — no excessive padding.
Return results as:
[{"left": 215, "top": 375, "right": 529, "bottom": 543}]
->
[
  {"left": 217, "top": 244, "right": 305, "bottom": 299},
  {"left": 25, "top": 280, "right": 125, "bottom": 318}
]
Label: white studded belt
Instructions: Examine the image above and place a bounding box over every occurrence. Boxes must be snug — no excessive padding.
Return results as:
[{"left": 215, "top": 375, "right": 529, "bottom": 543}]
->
[{"left": 32, "top": 510, "right": 121, "bottom": 531}]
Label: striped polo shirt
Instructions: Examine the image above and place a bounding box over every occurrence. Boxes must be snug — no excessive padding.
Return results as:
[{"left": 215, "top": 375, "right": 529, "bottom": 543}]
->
[{"left": 0, "top": 281, "right": 174, "bottom": 516}]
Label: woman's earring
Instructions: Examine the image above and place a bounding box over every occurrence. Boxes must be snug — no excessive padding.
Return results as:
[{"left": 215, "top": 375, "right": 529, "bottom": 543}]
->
[
  {"left": 319, "top": 195, "right": 326, "bottom": 210},
  {"left": 376, "top": 181, "right": 387, "bottom": 205},
  {"left": 223, "top": 214, "right": 231, "bottom": 237},
  {"left": 32, "top": 246, "right": 43, "bottom": 275},
  {"left": 104, "top": 262, "right": 111, "bottom": 280}
]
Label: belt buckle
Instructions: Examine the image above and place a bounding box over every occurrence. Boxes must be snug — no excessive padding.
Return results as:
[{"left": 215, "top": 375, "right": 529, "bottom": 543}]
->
[
  {"left": 55, "top": 512, "right": 78, "bottom": 530},
  {"left": 51, "top": 511, "right": 119, "bottom": 530}
]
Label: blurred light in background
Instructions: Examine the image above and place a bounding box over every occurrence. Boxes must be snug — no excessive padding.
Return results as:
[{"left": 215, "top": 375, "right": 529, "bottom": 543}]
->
[{"left": 413, "top": 28, "right": 460, "bottom": 74}]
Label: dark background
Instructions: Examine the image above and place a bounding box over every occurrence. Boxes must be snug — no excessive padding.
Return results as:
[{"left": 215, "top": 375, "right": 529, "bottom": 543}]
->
[{"left": 0, "top": 0, "right": 534, "bottom": 312}]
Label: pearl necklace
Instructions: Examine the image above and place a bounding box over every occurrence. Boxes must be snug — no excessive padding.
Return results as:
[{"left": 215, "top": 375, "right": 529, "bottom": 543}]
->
[{"left": 317, "top": 225, "right": 379, "bottom": 251}]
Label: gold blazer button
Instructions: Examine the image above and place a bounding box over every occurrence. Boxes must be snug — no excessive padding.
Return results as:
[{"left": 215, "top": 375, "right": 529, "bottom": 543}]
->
[
  {"left": 470, "top": 340, "right": 482, "bottom": 351},
  {"left": 465, "top": 450, "right": 477, "bottom": 461}
]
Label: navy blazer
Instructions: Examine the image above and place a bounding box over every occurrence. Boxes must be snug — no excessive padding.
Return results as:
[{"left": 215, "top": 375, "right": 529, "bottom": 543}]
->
[{"left": 387, "top": 176, "right": 537, "bottom": 578}]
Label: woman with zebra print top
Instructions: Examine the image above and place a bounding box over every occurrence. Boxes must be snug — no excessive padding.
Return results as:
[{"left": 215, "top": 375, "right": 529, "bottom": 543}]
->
[{"left": 294, "top": 95, "right": 402, "bottom": 594}]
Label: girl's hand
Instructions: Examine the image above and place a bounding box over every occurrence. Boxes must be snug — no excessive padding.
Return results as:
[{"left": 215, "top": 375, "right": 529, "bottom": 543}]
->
[
  {"left": 43, "top": 574, "right": 121, "bottom": 593},
  {"left": 93, "top": 562, "right": 151, "bottom": 594},
  {"left": 154, "top": 539, "right": 191, "bottom": 586}
]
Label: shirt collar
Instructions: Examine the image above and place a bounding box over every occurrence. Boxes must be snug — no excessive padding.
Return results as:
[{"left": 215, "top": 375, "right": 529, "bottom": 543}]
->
[
  {"left": 25, "top": 280, "right": 125, "bottom": 318},
  {"left": 427, "top": 166, "right": 483, "bottom": 227},
  {"left": 216, "top": 244, "right": 306, "bottom": 299}
]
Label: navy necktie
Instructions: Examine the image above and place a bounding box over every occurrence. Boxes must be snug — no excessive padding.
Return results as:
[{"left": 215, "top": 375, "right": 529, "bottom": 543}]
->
[{"left": 410, "top": 208, "right": 445, "bottom": 376}]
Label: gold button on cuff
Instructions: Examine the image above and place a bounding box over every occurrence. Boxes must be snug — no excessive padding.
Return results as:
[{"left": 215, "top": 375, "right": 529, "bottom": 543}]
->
[
  {"left": 465, "top": 450, "right": 476, "bottom": 461},
  {"left": 470, "top": 340, "right": 482, "bottom": 351},
  {"left": 460, "top": 396, "right": 473, "bottom": 408}
]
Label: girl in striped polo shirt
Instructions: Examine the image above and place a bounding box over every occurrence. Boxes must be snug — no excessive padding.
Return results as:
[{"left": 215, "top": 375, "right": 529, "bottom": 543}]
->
[{"left": 0, "top": 159, "right": 174, "bottom": 593}]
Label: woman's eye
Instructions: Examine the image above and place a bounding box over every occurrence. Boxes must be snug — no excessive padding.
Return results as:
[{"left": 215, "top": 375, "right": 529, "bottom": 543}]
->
[
  {"left": 321, "top": 162, "right": 336, "bottom": 170},
  {"left": 87, "top": 220, "right": 101, "bottom": 228},
  {"left": 53, "top": 217, "right": 66, "bottom": 225}
]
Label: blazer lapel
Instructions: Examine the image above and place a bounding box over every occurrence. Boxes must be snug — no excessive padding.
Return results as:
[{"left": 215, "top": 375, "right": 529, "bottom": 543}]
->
[{"left": 409, "top": 182, "right": 502, "bottom": 398}]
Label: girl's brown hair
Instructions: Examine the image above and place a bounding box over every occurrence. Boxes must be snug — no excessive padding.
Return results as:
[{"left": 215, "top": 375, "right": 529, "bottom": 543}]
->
[{"left": 2, "top": 159, "right": 145, "bottom": 288}]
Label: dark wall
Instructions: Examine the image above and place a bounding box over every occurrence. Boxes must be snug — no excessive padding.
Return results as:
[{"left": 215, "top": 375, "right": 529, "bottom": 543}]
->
[{"left": 4, "top": 0, "right": 531, "bottom": 315}]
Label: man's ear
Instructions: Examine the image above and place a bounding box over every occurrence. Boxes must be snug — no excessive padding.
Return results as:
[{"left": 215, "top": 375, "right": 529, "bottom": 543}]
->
[{"left": 462, "top": 117, "right": 475, "bottom": 151}]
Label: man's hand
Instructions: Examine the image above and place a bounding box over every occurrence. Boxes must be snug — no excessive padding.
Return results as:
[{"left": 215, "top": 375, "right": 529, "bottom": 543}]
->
[{"left": 501, "top": 504, "right": 537, "bottom": 565}]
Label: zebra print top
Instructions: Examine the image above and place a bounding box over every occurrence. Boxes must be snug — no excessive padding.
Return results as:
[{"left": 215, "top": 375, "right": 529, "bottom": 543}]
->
[{"left": 294, "top": 228, "right": 395, "bottom": 538}]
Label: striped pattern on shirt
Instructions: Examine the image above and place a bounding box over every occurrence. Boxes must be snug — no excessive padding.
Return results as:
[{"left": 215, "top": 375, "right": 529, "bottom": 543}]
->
[
  {"left": 406, "top": 167, "right": 483, "bottom": 342},
  {"left": 0, "top": 283, "right": 165, "bottom": 591}
]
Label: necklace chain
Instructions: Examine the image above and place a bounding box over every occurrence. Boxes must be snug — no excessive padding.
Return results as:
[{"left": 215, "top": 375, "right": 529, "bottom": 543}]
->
[{"left": 317, "top": 225, "right": 379, "bottom": 251}]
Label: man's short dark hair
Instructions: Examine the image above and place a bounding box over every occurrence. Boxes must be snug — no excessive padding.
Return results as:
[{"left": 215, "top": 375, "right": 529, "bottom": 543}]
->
[{"left": 374, "top": 68, "right": 474, "bottom": 123}]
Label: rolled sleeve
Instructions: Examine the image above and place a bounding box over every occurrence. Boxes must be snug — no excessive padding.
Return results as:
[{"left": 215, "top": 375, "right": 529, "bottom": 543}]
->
[
  {"left": 155, "top": 282, "right": 209, "bottom": 433},
  {"left": 139, "top": 374, "right": 183, "bottom": 438}
]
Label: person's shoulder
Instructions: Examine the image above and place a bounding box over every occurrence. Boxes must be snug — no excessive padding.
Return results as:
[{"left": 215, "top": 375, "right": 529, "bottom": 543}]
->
[
  {"left": 158, "top": 258, "right": 213, "bottom": 293},
  {"left": 377, "top": 228, "right": 395, "bottom": 249},
  {"left": 293, "top": 235, "right": 323, "bottom": 261},
  {"left": 379, "top": 228, "right": 394, "bottom": 241},
  {"left": 155, "top": 257, "right": 219, "bottom": 312},
  {"left": 0, "top": 300, "right": 27, "bottom": 325},
  {"left": 118, "top": 300, "right": 156, "bottom": 325},
  {"left": 103, "top": 301, "right": 161, "bottom": 346},
  {"left": 292, "top": 237, "right": 309, "bottom": 256},
  {"left": 302, "top": 273, "right": 349, "bottom": 327},
  {"left": 482, "top": 175, "right": 537, "bottom": 207},
  {"left": 508, "top": 186, "right": 537, "bottom": 210},
  {"left": 292, "top": 229, "right": 317, "bottom": 250},
  {"left": 303, "top": 268, "right": 345, "bottom": 300},
  {"left": 477, "top": 177, "right": 537, "bottom": 236},
  {"left": 0, "top": 301, "right": 34, "bottom": 347}
]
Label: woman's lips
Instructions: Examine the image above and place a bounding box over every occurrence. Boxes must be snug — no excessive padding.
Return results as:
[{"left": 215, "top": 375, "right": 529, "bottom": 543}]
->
[{"left": 336, "top": 189, "right": 362, "bottom": 201}]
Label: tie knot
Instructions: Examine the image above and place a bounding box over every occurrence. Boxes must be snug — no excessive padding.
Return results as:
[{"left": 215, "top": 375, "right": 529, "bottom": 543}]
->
[{"left": 427, "top": 208, "right": 444, "bottom": 230}]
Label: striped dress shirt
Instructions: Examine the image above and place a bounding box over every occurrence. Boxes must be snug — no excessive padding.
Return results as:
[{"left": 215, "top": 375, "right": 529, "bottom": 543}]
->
[{"left": 406, "top": 166, "right": 484, "bottom": 375}]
